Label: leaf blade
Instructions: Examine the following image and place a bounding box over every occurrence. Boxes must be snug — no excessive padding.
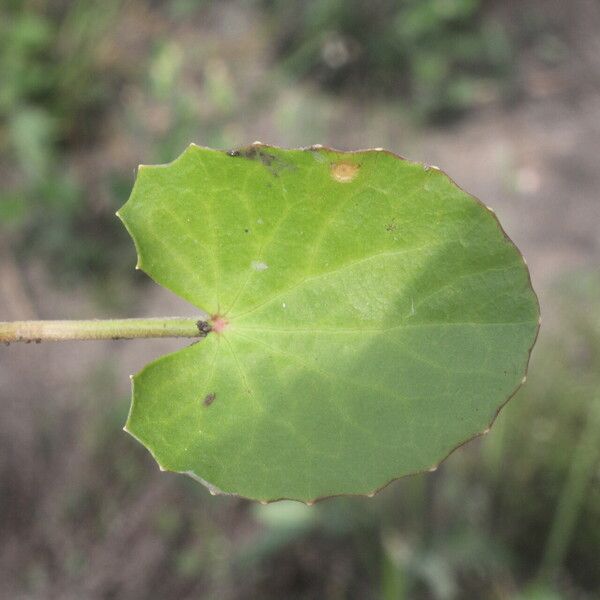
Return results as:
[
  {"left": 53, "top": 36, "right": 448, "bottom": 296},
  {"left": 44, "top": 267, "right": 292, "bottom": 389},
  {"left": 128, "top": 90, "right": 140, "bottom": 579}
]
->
[{"left": 119, "top": 144, "right": 539, "bottom": 502}]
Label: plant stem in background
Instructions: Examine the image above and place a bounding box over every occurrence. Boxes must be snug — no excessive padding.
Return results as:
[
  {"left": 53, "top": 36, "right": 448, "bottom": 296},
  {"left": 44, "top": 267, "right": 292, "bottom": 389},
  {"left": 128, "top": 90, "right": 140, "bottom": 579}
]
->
[
  {"left": 538, "top": 396, "right": 600, "bottom": 581},
  {"left": 0, "top": 239, "right": 37, "bottom": 320},
  {"left": 0, "top": 318, "right": 207, "bottom": 343}
]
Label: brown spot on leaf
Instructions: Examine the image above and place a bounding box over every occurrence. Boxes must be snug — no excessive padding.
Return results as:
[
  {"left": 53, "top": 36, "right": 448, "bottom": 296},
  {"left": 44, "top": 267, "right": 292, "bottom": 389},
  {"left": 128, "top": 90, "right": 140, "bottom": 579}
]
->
[
  {"left": 203, "top": 392, "right": 216, "bottom": 407},
  {"left": 385, "top": 219, "right": 397, "bottom": 232},
  {"left": 331, "top": 162, "right": 359, "bottom": 183}
]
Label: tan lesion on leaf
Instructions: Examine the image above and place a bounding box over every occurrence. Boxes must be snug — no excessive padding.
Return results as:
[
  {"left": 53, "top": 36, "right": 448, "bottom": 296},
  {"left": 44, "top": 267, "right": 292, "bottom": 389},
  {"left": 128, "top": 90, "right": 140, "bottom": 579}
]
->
[{"left": 330, "top": 162, "right": 359, "bottom": 183}]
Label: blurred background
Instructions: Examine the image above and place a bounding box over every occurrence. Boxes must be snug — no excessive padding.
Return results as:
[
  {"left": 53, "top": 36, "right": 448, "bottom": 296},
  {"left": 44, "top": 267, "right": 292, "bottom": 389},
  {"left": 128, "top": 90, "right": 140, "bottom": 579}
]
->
[{"left": 1, "top": 0, "right": 599, "bottom": 598}]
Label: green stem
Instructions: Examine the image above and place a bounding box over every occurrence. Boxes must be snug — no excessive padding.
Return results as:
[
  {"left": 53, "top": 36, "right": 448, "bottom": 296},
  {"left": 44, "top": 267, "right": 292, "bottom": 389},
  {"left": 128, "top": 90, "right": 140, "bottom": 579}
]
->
[{"left": 0, "top": 318, "right": 208, "bottom": 343}]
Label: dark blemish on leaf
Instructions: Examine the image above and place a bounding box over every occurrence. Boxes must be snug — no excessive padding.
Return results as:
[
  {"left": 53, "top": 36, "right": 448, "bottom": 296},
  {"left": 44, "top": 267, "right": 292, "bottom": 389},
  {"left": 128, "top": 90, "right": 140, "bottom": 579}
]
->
[
  {"left": 227, "top": 146, "right": 274, "bottom": 164},
  {"left": 197, "top": 320, "right": 212, "bottom": 337},
  {"left": 244, "top": 228, "right": 249, "bottom": 233},
  {"left": 385, "top": 219, "right": 397, "bottom": 232},
  {"left": 203, "top": 392, "right": 216, "bottom": 407},
  {"left": 226, "top": 146, "right": 292, "bottom": 176}
]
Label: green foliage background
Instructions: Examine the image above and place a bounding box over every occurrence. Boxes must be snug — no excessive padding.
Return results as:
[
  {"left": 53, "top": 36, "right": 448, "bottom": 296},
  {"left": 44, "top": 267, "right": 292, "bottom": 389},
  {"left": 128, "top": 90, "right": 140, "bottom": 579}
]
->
[{"left": 264, "top": 0, "right": 513, "bottom": 121}]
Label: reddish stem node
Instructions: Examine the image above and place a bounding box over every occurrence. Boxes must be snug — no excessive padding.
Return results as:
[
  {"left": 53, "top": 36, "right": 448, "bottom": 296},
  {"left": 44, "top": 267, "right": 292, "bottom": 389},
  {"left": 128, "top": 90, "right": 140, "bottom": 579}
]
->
[{"left": 210, "top": 315, "right": 229, "bottom": 334}]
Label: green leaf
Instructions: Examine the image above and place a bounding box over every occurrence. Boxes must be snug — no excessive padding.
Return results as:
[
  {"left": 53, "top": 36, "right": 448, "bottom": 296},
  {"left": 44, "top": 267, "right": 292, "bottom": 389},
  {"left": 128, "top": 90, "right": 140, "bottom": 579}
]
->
[{"left": 117, "top": 143, "right": 539, "bottom": 503}]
